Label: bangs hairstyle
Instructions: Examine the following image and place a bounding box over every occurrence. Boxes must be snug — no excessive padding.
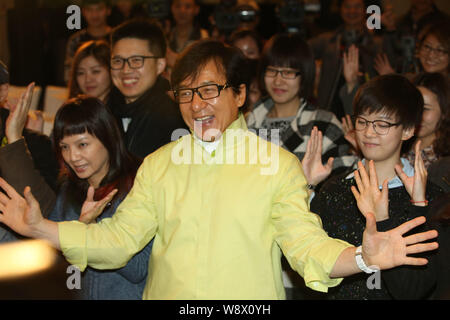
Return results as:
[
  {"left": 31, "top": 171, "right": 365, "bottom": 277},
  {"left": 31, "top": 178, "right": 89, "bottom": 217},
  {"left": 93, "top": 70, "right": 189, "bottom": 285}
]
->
[
  {"left": 111, "top": 18, "right": 166, "bottom": 58},
  {"left": 53, "top": 95, "right": 141, "bottom": 201},
  {"left": 171, "top": 39, "right": 251, "bottom": 96},
  {"left": 353, "top": 74, "right": 424, "bottom": 129},
  {"left": 259, "top": 33, "right": 315, "bottom": 100},
  {"left": 68, "top": 40, "right": 111, "bottom": 99}
]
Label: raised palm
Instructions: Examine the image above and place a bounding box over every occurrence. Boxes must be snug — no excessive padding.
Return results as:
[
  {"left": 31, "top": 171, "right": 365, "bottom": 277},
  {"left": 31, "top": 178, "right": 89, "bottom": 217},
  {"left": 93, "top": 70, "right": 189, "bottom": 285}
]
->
[
  {"left": 351, "top": 160, "right": 389, "bottom": 221},
  {"left": 79, "top": 186, "right": 118, "bottom": 224},
  {"left": 301, "top": 126, "right": 334, "bottom": 186}
]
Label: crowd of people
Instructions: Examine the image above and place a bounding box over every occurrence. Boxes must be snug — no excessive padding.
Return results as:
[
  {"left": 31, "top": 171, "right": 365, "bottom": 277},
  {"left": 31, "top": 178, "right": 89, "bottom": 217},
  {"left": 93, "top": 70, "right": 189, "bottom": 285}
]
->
[{"left": 0, "top": 0, "right": 449, "bottom": 300}]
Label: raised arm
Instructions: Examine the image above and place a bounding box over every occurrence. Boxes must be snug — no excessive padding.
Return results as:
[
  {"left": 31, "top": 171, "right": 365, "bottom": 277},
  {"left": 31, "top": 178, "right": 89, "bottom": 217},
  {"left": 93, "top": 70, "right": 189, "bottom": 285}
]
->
[
  {"left": 0, "top": 83, "right": 57, "bottom": 217},
  {"left": 301, "top": 126, "right": 334, "bottom": 187}
]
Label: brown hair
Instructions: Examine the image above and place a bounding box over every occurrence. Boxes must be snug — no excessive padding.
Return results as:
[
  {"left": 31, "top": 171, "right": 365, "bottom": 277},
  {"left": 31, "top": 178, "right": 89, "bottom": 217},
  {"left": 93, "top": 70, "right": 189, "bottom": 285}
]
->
[{"left": 68, "top": 40, "right": 111, "bottom": 99}]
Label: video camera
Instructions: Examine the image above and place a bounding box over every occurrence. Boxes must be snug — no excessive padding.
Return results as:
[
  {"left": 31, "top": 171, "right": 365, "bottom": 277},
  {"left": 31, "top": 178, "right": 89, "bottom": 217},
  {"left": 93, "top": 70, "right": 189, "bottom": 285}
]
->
[
  {"left": 276, "top": 0, "right": 305, "bottom": 33},
  {"left": 214, "top": 0, "right": 260, "bottom": 34}
]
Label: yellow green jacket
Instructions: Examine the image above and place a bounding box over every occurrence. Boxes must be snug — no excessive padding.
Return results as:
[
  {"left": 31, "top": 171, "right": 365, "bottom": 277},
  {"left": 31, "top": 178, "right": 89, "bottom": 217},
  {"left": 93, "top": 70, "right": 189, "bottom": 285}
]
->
[{"left": 59, "top": 114, "right": 352, "bottom": 299}]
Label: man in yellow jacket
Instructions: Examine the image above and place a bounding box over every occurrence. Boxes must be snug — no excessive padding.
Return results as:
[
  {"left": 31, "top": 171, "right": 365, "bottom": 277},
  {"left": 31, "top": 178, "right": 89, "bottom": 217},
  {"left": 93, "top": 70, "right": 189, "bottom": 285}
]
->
[{"left": 0, "top": 40, "right": 438, "bottom": 300}]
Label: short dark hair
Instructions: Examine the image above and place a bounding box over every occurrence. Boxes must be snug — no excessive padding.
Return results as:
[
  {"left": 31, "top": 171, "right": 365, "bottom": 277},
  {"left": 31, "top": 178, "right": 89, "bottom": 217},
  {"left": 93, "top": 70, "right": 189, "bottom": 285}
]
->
[
  {"left": 53, "top": 95, "right": 141, "bottom": 202},
  {"left": 111, "top": 18, "right": 166, "bottom": 57},
  {"left": 353, "top": 74, "right": 424, "bottom": 129},
  {"left": 171, "top": 39, "right": 250, "bottom": 96},
  {"left": 259, "top": 33, "right": 315, "bottom": 100}
]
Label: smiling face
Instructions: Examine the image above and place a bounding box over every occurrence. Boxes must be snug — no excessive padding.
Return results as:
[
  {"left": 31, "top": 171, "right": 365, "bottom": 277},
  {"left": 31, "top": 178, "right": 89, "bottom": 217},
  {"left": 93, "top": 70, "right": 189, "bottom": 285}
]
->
[
  {"left": 419, "top": 34, "right": 449, "bottom": 75},
  {"left": 76, "top": 55, "right": 111, "bottom": 101},
  {"left": 111, "top": 38, "right": 166, "bottom": 104},
  {"left": 178, "top": 60, "right": 246, "bottom": 142},
  {"left": 264, "top": 65, "right": 301, "bottom": 107},
  {"left": 60, "top": 132, "right": 110, "bottom": 188},
  {"left": 340, "top": 0, "right": 365, "bottom": 29},
  {"left": 416, "top": 86, "right": 441, "bottom": 140},
  {"left": 355, "top": 111, "right": 413, "bottom": 163}
]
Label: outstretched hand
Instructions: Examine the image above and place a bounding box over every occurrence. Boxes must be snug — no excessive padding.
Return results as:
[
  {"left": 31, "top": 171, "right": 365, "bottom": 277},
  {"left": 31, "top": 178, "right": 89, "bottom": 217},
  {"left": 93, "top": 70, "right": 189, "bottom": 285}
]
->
[
  {"left": 394, "top": 140, "right": 428, "bottom": 205},
  {"left": 351, "top": 160, "right": 389, "bottom": 221},
  {"left": 342, "top": 45, "right": 362, "bottom": 93},
  {"left": 362, "top": 213, "right": 438, "bottom": 269},
  {"left": 301, "top": 126, "right": 334, "bottom": 187},
  {"left": 79, "top": 186, "right": 118, "bottom": 224},
  {"left": 5, "top": 82, "right": 35, "bottom": 143},
  {"left": 0, "top": 177, "right": 43, "bottom": 238}
]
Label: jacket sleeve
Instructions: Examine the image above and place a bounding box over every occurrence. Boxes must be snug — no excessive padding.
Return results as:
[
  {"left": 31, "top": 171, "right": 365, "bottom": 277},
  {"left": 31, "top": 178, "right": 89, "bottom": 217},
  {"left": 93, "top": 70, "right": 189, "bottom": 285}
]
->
[
  {"left": 0, "top": 138, "right": 56, "bottom": 218},
  {"left": 271, "top": 155, "right": 352, "bottom": 293},
  {"left": 115, "top": 239, "right": 152, "bottom": 284}
]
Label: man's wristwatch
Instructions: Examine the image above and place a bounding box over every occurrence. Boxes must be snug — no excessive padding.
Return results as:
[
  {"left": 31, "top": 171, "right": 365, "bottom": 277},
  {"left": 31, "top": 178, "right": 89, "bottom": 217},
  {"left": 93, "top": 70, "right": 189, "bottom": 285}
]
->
[{"left": 355, "top": 246, "right": 378, "bottom": 274}]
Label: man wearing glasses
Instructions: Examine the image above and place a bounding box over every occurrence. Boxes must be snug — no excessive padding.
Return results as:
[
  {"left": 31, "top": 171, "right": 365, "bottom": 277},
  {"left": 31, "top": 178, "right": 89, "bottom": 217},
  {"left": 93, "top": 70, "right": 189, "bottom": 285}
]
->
[
  {"left": 0, "top": 41, "right": 439, "bottom": 300},
  {"left": 108, "top": 19, "right": 186, "bottom": 159}
]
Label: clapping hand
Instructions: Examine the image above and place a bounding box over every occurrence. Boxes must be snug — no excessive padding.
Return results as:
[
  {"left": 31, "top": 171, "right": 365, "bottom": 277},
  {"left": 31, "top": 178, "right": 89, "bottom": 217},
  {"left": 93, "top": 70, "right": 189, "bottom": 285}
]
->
[
  {"left": 341, "top": 114, "right": 359, "bottom": 153},
  {"left": 351, "top": 160, "right": 389, "bottom": 221},
  {"left": 374, "top": 53, "right": 395, "bottom": 76},
  {"left": 395, "top": 141, "right": 428, "bottom": 206},
  {"left": 301, "top": 126, "right": 334, "bottom": 187},
  {"left": 5, "top": 82, "right": 35, "bottom": 143},
  {"left": 343, "top": 45, "right": 362, "bottom": 93},
  {"left": 79, "top": 186, "right": 118, "bottom": 224}
]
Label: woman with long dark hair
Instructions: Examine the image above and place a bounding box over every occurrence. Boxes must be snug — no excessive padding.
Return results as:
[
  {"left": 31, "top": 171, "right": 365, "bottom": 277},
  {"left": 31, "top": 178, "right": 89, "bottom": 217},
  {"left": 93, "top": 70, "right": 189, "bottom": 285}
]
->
[
  {"left": 406, "top": 72, "right": 450, "bottom": 168},
  {"left": 50, "top": 95, "right": 150, "bottom": 300},
  {"left": 1, "top": 92, "right": 150, "bottom": 299}
]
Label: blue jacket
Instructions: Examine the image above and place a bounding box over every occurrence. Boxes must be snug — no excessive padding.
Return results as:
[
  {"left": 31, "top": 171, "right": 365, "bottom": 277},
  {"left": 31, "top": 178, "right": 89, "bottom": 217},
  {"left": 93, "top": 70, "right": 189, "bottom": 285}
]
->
[{"left": 49, "top": 182, "right": 152, "bottom": 299}]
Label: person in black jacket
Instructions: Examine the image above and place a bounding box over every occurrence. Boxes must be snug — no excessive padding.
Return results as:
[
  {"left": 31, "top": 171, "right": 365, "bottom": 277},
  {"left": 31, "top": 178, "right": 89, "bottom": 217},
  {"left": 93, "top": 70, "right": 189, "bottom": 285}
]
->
[
  {"left": 108, "top": 19, "right": 187, "bottom": 159},
  {"left": 0, "top": 84, "right": 58, "bottom": 243},
  {"left": 381, "top": 192, "right": 450, "bottom": 300}
]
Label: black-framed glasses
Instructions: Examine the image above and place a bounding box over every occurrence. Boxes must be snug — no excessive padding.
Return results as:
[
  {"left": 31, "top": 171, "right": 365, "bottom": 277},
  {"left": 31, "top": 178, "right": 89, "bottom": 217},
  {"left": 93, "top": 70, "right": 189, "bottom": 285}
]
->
[
  {"left": 353, "top": 116, "right": 400, "bottom": 135},
  {"left": 420, "top": 44, "right": 448, "bottom": 57},
  {"left": 110, "top": 55, "right": 160, "bottom": 70},
  {"left": 173, "top": 83, "right": 231, "bottom": 103},
  {"left": 264, "top": 67, "right": 301, "bottom": 79}
]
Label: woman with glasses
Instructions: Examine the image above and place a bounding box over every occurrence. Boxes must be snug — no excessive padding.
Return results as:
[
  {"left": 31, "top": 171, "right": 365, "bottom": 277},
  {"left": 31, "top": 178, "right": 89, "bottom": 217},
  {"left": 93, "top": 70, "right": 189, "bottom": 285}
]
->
[
  {"left": 68, "top": 40, "right": 112, "bottom": 103},
  {"left": 416, "top": 20, "right": 450, "bottom": 77},
  {"left": 310, "top": 74, "right": 444, "bottom": 300},
  {"left": 247, "top": 33, "right": 357, "bottom": 189}
]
